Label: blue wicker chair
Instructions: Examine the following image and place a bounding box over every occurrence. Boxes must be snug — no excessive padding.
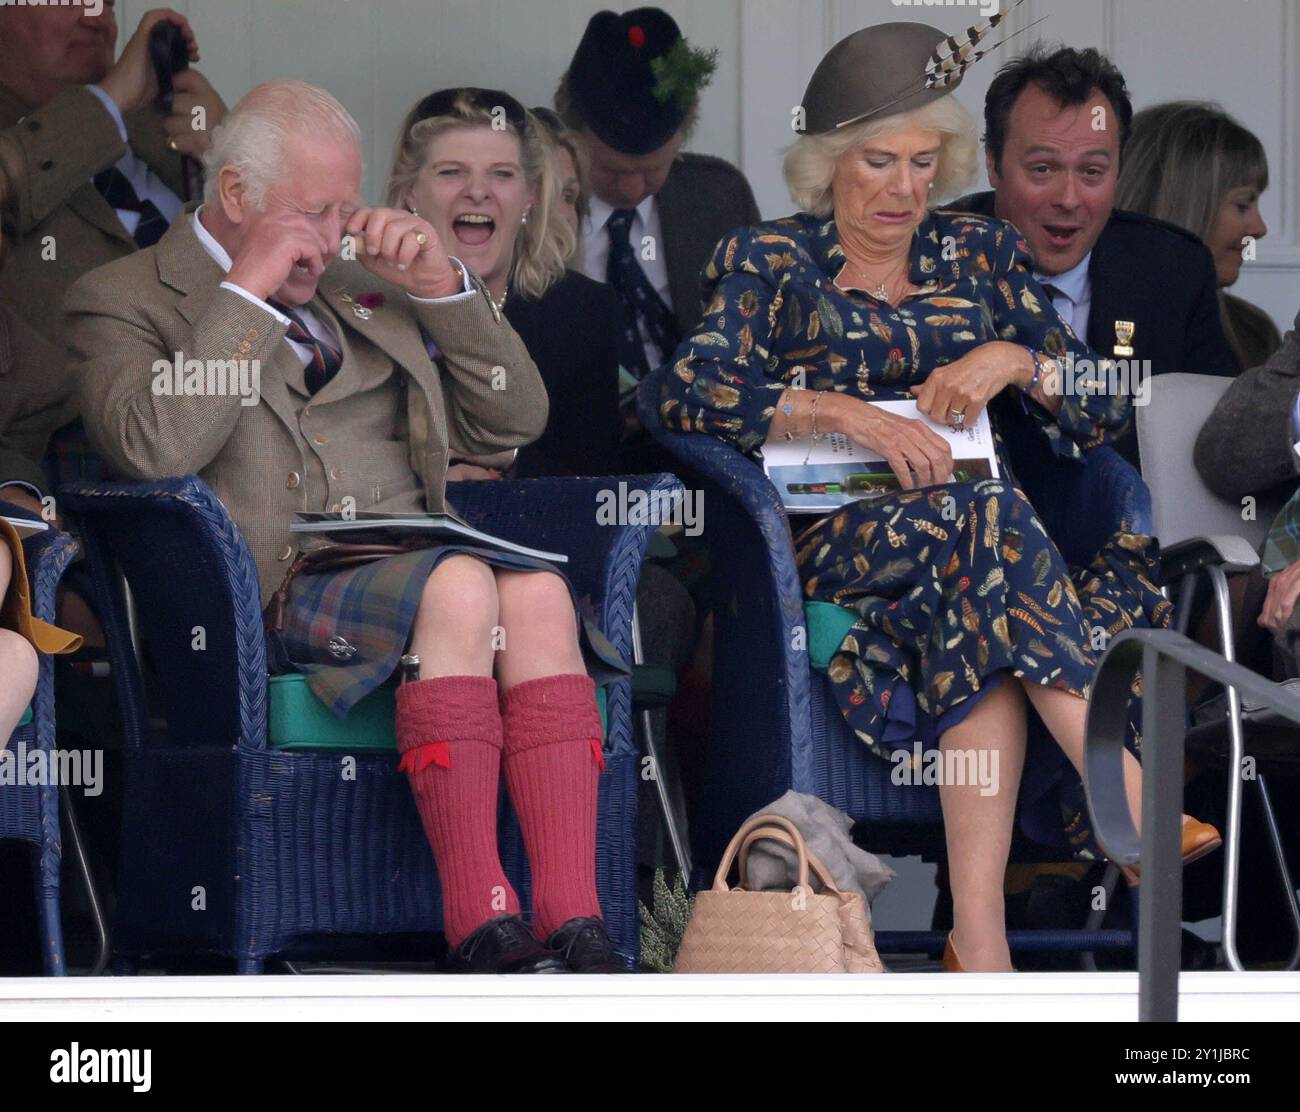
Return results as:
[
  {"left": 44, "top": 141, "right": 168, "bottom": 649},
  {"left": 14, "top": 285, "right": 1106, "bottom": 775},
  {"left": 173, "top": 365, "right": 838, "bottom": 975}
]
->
[
  {"left": 0, "top": 514, "right": 80, "bottom": 974},
  {"left": 60, "top": 472, "right": 679, "bottom": 973},
  {"left": 638, "top": 374, "right": 1146, "bottom": 959}
]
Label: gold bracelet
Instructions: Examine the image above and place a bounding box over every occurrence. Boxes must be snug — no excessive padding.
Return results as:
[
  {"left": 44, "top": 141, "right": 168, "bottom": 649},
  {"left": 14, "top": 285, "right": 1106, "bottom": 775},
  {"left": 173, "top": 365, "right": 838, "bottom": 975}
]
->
[{"left": 810, "top": 390, "right": 824, "bottom": 439}]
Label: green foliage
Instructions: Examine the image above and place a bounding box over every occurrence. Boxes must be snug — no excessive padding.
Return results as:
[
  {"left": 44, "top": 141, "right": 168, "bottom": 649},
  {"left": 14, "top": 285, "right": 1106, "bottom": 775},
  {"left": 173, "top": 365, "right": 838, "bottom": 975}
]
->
[
  {"left": 651, "top": 40, "right": 720, "bottom": 113},
  {"left": 637, "top": 867, "right": 696, "bottom": 973}
]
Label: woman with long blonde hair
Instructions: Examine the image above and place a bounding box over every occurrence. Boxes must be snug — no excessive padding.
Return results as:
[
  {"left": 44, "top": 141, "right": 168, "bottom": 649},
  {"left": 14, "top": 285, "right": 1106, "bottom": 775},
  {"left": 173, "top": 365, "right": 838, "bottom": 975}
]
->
[{"left": 387, "top": 88, "right": 622, "bottom": 478}]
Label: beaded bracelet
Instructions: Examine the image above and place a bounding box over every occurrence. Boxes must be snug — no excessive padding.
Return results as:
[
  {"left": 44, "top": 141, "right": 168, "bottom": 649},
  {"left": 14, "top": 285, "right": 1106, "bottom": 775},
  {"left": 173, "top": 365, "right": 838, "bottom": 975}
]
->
[{"left": 1022, "top": 346, "right": 1043, "bottom": 394}]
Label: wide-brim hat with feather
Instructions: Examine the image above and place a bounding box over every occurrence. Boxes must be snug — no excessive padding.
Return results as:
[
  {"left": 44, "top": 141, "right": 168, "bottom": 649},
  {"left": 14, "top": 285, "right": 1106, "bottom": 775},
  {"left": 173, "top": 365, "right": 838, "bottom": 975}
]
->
[{"left": 801, "top": 3, "right": 1036, "bottom": 135}]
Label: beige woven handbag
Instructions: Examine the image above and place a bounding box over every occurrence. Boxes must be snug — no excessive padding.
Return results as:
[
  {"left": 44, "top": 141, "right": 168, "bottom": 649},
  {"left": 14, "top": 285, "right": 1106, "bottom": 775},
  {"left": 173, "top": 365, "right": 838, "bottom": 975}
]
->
[{"left": 673, "top": 814, "right": 884, "bottom": 973}]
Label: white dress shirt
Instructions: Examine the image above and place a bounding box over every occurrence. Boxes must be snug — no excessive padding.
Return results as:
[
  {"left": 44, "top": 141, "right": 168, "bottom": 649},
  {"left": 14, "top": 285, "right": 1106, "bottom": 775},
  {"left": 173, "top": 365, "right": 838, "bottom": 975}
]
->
[
  {"left": 583, "top": 193, "right": 674, "bottom": 374},
  {"left": 1033, "top": 251, "right": 1093, "bottom": 342},
  {"left": 87, "top": 85, "right": 185, "bottom": 238}
]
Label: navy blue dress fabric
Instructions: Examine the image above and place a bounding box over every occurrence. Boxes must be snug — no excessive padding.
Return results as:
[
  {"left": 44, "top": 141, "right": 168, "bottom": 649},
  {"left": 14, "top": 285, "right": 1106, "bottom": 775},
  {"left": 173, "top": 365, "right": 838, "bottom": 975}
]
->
[{"left": 655, "top": 209, "right": 1172, "bottom": 857}]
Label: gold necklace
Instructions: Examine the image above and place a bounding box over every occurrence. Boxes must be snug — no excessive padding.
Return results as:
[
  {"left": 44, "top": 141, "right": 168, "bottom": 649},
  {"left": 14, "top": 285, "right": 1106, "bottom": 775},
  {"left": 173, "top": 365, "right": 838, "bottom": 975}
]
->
[{"left": 843, "top": 260, "right": 909, "bottom": 303}]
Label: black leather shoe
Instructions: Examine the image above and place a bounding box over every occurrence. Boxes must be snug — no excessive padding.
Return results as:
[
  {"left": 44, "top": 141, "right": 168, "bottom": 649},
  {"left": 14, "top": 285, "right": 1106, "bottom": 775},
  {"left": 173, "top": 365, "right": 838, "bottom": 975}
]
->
[
  {"left": 445, "top": 915, "right": 566, "bottom": 974},
  {"left": 547, "top": 917, "right": 628, "bottom": 973}
]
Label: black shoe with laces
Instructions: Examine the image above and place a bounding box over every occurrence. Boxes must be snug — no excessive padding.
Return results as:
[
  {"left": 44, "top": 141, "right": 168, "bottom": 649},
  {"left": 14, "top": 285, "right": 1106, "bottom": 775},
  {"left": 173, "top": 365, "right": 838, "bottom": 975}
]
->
[
  {"left": 546, "top": 917, "right": 629, "bottom": 973},
  {"left": 445, "top": 915, "right": 567, "bottom": 974}
]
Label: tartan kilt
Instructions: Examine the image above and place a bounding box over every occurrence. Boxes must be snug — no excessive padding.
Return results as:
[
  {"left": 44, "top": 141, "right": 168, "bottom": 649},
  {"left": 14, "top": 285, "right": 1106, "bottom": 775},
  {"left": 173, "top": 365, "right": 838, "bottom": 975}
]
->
[{"left": 267, "top": 544, "right": 627, "bottom": 717}]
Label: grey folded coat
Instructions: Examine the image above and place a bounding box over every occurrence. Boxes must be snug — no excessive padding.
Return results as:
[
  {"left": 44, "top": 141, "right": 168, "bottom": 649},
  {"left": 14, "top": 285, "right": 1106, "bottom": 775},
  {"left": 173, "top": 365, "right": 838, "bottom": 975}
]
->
[{"left": 741, "top": 790, "right": 895, "bottom": 904}]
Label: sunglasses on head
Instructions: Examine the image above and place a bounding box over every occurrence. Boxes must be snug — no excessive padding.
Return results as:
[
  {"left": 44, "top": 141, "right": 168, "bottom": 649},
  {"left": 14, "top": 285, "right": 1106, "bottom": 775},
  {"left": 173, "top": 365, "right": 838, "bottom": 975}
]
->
[{"left": 413, "top": 87, "right": 529, "bottom": 133}]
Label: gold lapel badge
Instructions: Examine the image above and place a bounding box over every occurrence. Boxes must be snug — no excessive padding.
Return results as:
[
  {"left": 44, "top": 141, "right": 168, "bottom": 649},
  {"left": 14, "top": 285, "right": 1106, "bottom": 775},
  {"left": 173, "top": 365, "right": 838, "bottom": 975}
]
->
[
  {"left": 1113, "top": 320, "right": 1135, "bottom": 358},
  {"left": 336, "top": 290, "right": 373, "bottom": 322}
]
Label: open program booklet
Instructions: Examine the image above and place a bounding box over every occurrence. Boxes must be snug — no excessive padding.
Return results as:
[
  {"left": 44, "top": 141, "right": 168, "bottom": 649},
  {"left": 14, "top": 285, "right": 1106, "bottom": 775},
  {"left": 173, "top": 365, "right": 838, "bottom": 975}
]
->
[
  {"left": 290, "top": 512, "right": 568, "bottom": 564},
  {"left": 763, "top": 399, "right": 1000, "bottom": 513}
]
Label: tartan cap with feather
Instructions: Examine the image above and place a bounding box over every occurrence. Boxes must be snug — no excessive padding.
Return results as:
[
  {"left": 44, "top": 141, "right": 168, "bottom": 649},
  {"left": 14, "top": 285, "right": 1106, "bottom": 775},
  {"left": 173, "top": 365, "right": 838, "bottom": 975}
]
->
[{"left": 801, "top": 3, "right": 1036, "bottom": 134}]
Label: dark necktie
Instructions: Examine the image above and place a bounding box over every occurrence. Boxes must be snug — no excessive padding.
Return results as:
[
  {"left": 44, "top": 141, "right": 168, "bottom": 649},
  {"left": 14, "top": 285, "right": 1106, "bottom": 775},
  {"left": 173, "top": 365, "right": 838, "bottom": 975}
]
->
[
  {"left": 605, "top": 208, "right": 681, "bottom": 381},
  {"left": 92, "top": 167, "right": 169, "bottom": 249},
  {"left": 269, "top": 300, "right": 343, "bottom": 394}
]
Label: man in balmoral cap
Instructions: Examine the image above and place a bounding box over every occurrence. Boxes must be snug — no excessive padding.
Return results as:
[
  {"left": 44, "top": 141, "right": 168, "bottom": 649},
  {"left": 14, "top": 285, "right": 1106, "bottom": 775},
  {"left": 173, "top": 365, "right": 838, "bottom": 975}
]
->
[
  {"left": 555, "top": 6, "right": 759, "bottom": 457},
  {"left": 953, "top": 44, "right": 1235, "bottom": 473}
]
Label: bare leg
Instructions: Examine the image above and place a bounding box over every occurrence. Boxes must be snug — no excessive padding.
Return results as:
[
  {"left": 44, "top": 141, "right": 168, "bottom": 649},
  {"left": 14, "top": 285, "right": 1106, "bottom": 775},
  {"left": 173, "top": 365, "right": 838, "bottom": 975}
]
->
[
  {"left": 408, "top": 555, "right": 498, "bottom": 678},
  {"left": 1019, "top": 682, "right": 1143, "bottom": 831},
  {"left": 939, "top": 679, "right": 1028, "bottom": 972},
  {"left": 492, "top": 570, "right": 585, "bottom": 688}
]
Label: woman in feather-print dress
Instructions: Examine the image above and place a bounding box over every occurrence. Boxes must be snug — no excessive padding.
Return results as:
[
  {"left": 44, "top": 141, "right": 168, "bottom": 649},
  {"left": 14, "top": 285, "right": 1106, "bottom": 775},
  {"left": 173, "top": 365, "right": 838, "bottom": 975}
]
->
[{"left": 654, "top": 88, "right": 1222, "bottom": 970}]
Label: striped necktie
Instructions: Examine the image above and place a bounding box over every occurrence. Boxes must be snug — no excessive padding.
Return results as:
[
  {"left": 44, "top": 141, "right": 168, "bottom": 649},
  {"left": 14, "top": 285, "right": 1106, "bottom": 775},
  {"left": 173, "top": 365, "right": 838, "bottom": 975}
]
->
[
  {"left": 269, "top": 300, "right": 343, "bottom": 394},
  {"left": 605, "top": 207, "right": 681, "bottom": 381},
  {"left": 92, "top": 167, "right": 169, "bottom": 249}
]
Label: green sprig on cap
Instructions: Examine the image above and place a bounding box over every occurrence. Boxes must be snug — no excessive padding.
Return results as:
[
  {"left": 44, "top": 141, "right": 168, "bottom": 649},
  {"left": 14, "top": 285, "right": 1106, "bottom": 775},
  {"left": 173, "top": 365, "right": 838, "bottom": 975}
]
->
[{"left": 651, "top": 39, "right": 719, "bottom": 112}]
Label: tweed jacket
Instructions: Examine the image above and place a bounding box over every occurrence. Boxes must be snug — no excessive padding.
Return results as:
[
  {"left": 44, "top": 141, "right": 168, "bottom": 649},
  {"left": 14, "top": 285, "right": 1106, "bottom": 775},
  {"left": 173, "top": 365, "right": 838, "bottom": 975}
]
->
[
  {"left": 67, "top": 210, "right": 547, "bottom": 604},
  {"left": 0, "top": 84, "right": 187, "bottom": 345},
  {"left": 1194, "top": 310, "right": 1300, "bottom": 502},
  {"left": 0, "top": 302, "right": 74, "bottom": 494}
]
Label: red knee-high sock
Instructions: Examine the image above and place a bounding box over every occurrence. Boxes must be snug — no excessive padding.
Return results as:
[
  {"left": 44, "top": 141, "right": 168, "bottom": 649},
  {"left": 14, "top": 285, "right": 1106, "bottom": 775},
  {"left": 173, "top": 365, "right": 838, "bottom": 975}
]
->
[
  {"left": 396, "top": 675, "right": 519, "bottom": 949},
  {"left": 500, "top": 673, "right": 604, "bottom": 940}
]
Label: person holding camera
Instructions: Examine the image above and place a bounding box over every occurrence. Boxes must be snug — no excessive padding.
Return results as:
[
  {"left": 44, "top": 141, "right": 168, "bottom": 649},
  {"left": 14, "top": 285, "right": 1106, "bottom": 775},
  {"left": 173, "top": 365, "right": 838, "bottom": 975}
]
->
[{"left": 0, "top": 4, "right": 227, "bottom": 346}]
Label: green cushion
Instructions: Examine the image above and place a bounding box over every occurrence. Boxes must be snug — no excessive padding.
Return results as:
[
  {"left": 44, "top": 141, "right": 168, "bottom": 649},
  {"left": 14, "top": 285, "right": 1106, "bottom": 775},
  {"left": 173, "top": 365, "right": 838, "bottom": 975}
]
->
[
  {"left": 268, "top": 674, "right": 609, "bottom": 752},
  {"left": 631, "top": 665, "right": 676, "bottom": 709},
  {"left": 646, "top": 532, "right": 678, "bottom": 561},
  {"left": 805, "top": 601, "right": 860, "bottom": 673},
  {"left": 17, "top": 706, "right": 32, "bottom": 729}
]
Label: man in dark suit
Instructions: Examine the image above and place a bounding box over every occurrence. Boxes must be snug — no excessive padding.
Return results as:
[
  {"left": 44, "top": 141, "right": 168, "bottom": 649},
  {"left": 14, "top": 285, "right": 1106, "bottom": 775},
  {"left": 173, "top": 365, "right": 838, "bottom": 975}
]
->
[
  {"left": 554, "top": 6, "right": 760, "bottom": 450},
  {"left": 953, "top": 45, "right": 1234, "bottom": 471}
]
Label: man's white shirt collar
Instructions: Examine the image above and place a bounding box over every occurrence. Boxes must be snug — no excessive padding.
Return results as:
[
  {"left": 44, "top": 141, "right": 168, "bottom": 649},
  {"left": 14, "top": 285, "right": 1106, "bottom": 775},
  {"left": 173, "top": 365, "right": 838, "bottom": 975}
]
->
[
  {"left": 588, "top": 193, "right": 657, "bottom": 234},
  {"left": 1034, "top": 251, "right": 1092, "bottom": 306}
]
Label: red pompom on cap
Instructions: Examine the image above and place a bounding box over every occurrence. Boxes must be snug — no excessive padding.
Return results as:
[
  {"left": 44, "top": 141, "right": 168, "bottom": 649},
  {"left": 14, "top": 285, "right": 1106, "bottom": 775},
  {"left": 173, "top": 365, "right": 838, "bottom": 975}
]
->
[{"left": 628, "top": 25, "right": 646, "bottom": 49}]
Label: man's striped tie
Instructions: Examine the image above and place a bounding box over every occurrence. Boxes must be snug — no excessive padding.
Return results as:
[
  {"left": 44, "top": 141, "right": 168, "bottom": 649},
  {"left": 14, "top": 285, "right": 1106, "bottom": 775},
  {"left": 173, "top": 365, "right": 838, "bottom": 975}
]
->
[{"left": 269, "top": 301, "right": 343, "bottom": 394}]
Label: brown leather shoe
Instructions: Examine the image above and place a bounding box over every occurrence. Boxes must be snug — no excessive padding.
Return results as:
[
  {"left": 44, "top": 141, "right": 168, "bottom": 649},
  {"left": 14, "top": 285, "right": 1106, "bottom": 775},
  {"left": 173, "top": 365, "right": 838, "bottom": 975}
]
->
[
  {"left": 942, "top": 932, "right": 964, "bottom": 973},
  {"left": 1120, "top": 816, "right": 1223, "bottom": 887}
]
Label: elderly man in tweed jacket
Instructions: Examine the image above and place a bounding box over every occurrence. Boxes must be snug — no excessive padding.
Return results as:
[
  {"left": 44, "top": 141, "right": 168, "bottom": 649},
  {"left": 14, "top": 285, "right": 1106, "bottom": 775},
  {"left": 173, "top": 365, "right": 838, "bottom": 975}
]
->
[
  {"left": 67, "top": 80, "right": 629, "bottom": 975},
  {"left": 69, "top": 82, "right": 546, "bottom": 605}
]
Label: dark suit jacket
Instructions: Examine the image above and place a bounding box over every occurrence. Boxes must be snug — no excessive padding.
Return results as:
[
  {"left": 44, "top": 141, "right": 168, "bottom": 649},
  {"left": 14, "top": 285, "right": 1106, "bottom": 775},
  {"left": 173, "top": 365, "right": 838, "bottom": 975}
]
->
[
  {"left": 656, "top": 152, "right": 761, "bottom": 333},
  {"left": 1194, "top": 309, "right": 1300, "bottom": 502},
  {"left": 953, "top": 191, "right": 1235, "bottom": 469},
  {"left": 509, "top": 270, "right": 622, "bottom": 478}
]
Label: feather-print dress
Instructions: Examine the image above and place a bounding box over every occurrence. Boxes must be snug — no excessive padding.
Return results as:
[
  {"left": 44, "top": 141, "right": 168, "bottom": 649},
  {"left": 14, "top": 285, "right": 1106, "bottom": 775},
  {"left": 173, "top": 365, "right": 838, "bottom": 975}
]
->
[{"left": 656, "top": 209, "right": 1171, "bottom": 857}]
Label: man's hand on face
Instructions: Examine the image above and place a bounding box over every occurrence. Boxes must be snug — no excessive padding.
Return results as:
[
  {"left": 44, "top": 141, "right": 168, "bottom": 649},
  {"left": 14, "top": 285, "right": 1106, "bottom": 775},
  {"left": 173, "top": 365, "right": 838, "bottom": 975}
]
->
[
  {"left": 96, "top": 8, "right": 198, "bottom": 114},
  {"left": 225, "top": 211, "right": 331, "bottom": 305},
  {"left": 163, "top": 68, "right": 227, "bottom": 158},
  {"left": 345, "top": 208, "right": 461, "bottom": 300}
]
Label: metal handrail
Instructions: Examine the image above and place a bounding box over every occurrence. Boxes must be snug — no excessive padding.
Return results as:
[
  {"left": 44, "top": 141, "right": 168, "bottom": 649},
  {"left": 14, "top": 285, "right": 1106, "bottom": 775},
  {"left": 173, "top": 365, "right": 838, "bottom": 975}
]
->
[{"left": 1084, "top": 628, "right": 1300, "bottom": 1021}]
